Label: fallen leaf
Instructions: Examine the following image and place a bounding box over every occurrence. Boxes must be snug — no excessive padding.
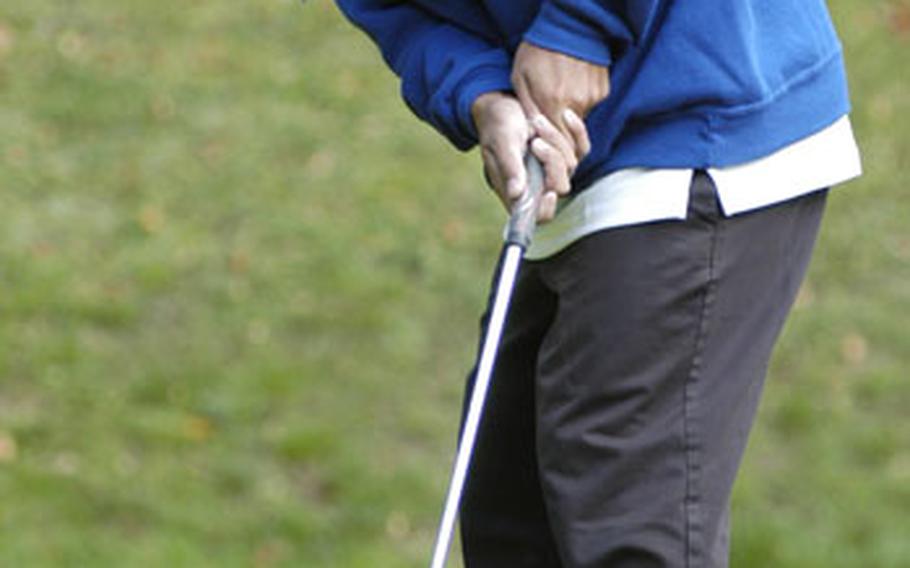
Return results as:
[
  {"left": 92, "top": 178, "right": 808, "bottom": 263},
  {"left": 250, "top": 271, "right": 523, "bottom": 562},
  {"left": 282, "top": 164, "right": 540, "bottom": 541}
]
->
[
  {"left": 183, "top": 415, "right": 214, "bottom": 442},
  {"left": 841, "top": 332, "right": 869, "bottom": 367},
  {"left": 442, "top": 219, "right": 465, "bottom": 244},
  {"left": 305, "top": 150, "right": 336, "bottom": 178},
  {"left": 30, "top": 241, "right": 57, "bottom": 258},
  {"left": 793, "top": 280, "right": 815, "bottom": 310},
  {"left": 889, "top": 236, "right": 910, "bottom": 261},
  {"left": 385, "top": 510, "right": 411, "bottom": 540},
  {"left": 889, "top": 2, "right": 910, "bottom": 39},
  {"left": 0, "top": 431, "right": 17, "bottom": 463},
  {"left": 150, "top": 94, "right": 176, "bottom": 121},
  {"left": 229, "top": 248, "right": 250, "bottom": 274},
  {"left": 57, "top": 30, "right": 88, "bottom": 62},
  {"left": 53, "top": 452, "right": 80, "bottom": 475},
  {"left": 0, "top": 22, "right": 14, "bottom": 59},
  {"left": 199, "top": 139, "right": 226, "bottom": 166},
  {"left": 138, "top": 205, "right": 165, "bottom": 234},
  {"left": 253, "top": 538, "right": 290, "bottom": 568},
  {"left": 869, "top": 93, "right": 895, "bottom": 124},
  {"left": 5, "top": 145, "right": 27, "bottom": 166}
]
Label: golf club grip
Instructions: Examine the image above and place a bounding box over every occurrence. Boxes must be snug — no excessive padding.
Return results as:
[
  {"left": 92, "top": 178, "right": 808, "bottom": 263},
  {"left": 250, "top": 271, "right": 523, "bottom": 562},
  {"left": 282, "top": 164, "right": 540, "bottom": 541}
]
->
[{"left": 505, "top": 153, "right": 546, "bottom": 249}]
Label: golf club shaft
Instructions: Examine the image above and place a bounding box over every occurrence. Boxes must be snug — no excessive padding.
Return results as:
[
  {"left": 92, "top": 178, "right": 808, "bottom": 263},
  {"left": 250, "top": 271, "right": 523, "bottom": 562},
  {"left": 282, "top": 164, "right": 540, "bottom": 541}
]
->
[
  {"left": 429, "top": 155, "right": 545, "bottom": 568},
  {"left": 429, "top": 244, "right": 522, "bottom": 568}
]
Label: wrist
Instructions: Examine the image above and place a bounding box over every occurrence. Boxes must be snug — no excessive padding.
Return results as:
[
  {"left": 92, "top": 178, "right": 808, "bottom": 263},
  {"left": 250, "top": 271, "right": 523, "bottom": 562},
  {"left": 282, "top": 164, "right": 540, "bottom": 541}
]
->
[{"left": 471, "top": 91, "right": 511, "bottom": 131}]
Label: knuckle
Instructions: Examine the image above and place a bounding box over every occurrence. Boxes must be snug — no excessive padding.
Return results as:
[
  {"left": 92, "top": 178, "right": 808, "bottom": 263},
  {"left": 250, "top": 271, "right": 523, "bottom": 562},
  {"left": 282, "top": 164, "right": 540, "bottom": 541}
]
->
[{"left": 539, "top": 90, "right": 562, "bottom": 110}]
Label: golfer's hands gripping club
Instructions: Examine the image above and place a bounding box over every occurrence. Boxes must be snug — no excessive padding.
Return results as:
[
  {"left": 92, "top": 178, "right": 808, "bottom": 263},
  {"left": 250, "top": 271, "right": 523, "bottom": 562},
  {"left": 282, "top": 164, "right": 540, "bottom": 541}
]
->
[
  {"left": 512, "top": 41, "right": 609, "bottom": 159},
  {"left": 471, "top": 91, "right": 584, "bottom": 223}
]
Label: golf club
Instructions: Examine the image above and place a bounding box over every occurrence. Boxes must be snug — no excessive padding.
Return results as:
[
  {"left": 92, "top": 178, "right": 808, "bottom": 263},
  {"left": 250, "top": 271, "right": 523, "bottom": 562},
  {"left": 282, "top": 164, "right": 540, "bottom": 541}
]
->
[{"left": 429, "top": 153, "right": 546, "bottom": 568}]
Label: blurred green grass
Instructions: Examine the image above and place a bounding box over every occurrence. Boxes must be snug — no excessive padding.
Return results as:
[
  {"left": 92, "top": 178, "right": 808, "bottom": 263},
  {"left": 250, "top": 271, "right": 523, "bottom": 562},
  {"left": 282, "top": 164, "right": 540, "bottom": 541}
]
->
[{"left": 0, "top": 0, "right": 907, "bottom": 566}]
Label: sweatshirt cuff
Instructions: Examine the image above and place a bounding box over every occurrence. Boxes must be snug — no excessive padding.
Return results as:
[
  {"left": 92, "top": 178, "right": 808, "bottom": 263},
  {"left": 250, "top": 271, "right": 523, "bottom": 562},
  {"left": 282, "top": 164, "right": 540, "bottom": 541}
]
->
[
  {"left": 523, "top": 2, "right": 615, "bottom": 67},
  {"left": 453, "top": 62, "right": 514, "bottom": 150}
]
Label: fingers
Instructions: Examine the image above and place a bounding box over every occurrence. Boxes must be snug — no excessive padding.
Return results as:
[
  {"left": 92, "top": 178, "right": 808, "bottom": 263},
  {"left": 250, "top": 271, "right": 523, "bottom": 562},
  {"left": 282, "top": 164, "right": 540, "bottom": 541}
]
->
[
  {"left": 512, "top": 41, "right": 606, "bottom": 161},
  {"left": 481, "top": 144, "right": 524, "bottom": 209},
  {"left": 473, "top": 93, "right": 532, "bottom": 210},
  {"left": 499, "top": 139, "right": 528, "bottom": 202},
  {"left": 516, "top": 77, "right": 592, "bottom": 165},
  {"left": 481, "top": 147, "right": 505, "bottom": 203},
  {"left": 537, "top": 102, "right": 575, "bottom": 155},
  {"left": 471, "top": 89, "right": 578, "bottom": 224},
  {"left": 531, "top": 137, "right": 571, "bottom": 197},
  {"left": 563, "top": 109, "right": 591, "bottom": 159},
  {"left": 485, "top": 135, "right": 568, "bottom": 224},
  {"left": 536, "top": 191, "right": 559, "bottom": 224},
  {"left": 531, "top": 114, "right": 578, "bottom": 173}
]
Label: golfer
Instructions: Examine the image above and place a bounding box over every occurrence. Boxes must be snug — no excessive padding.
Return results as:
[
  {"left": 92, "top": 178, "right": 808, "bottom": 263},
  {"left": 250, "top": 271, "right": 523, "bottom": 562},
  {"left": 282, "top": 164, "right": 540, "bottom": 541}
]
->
[{"left": 338, "top": 1, "right": 861, "bottom": 566}]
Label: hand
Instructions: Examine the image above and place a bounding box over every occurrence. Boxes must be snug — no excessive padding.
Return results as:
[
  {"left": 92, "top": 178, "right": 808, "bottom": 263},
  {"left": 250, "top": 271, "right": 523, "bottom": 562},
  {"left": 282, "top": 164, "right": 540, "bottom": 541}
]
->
[
  {"left": 471, "top": 91, "right": 576, "bottom": 222},
  {"left": 512, "top": 41, "right": 609, "bottom": 160}
]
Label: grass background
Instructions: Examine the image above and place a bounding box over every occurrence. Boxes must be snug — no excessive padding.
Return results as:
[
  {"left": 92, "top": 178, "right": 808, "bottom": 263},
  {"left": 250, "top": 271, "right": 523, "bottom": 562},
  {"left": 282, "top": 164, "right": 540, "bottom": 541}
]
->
[{"left": 0, "top": 0, "right": 908, "bottom": 566}]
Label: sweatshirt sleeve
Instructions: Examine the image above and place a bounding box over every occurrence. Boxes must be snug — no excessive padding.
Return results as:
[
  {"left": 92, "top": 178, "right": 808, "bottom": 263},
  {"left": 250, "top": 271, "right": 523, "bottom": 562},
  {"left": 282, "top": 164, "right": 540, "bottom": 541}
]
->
[
  {"left": 336, "top": 0, "right": 514, "bottom": 150},
  {"left": 523, "top": 1, "right": 664, "bottom": 67}
]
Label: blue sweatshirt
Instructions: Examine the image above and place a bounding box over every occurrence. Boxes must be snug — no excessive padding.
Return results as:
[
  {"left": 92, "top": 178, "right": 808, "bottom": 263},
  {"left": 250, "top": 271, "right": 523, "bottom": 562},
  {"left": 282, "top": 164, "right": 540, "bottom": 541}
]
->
[{"left": 336, "top": 1, "right": 851, "bottom": 191}]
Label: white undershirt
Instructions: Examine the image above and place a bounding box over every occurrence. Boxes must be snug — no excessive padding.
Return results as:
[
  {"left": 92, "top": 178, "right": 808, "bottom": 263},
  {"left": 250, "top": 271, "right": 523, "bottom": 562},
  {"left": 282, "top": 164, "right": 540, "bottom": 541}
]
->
[{"left": 524, "top": 116, "right": 863, "bottom": 260}]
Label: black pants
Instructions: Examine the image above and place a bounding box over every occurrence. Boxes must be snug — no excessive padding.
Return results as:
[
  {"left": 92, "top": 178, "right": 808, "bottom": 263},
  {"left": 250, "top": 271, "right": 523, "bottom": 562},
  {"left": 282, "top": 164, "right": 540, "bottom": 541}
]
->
[{"left": 460, "top": 172, "right": 827, "bottom": 567}]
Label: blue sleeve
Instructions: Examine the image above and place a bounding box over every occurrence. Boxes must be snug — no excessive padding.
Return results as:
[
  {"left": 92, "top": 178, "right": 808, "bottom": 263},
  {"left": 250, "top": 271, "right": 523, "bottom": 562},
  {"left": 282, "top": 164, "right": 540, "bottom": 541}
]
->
[
  {"left": 523, "top": 0, "right": 665, "bottom": 67},
  {"left": 336, "top": 1, "right": 514, "bottom": 150}
]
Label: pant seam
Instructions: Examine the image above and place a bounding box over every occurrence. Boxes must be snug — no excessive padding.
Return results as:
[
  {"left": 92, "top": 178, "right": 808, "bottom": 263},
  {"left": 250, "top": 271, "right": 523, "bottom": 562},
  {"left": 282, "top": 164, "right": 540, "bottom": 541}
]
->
[{"left": 683, "top": 218, "right": 722, "bottom": 568}]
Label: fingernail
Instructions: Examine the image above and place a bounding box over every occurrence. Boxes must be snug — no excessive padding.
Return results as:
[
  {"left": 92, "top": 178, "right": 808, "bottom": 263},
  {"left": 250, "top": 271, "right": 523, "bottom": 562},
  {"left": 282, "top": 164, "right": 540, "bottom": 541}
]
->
[{"left": 563, "top": 108, "right": 579, "bottom": 124}]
